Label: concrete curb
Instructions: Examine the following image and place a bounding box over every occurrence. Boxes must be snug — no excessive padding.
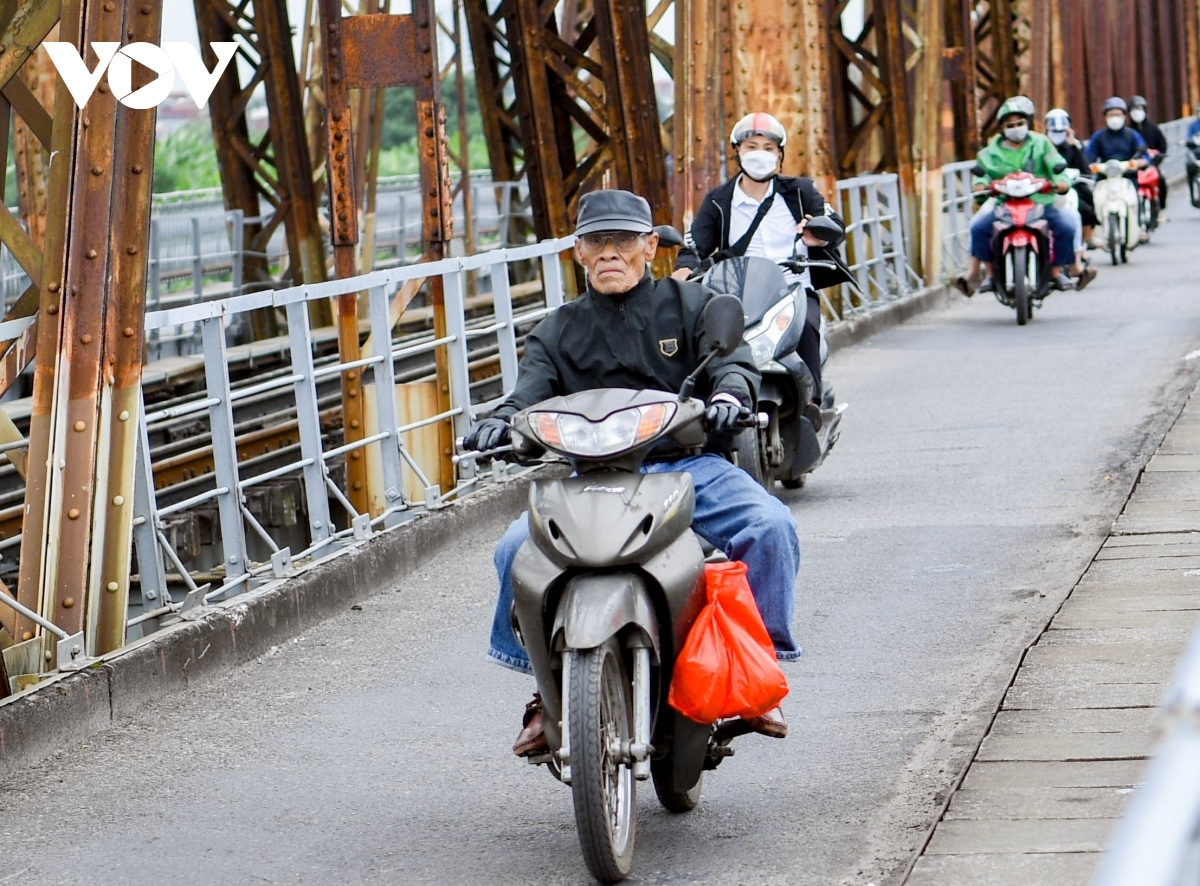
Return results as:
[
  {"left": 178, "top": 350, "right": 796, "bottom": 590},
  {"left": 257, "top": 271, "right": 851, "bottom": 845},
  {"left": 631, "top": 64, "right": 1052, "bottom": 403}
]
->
[
  {"left": 827, "top": 284, "right": 956, "bottom": 355},
  {"left": 0, "top": 283, "right": 958, "bottom": 782},
  {"left": 0, "top": 477, "right": 530, "bottom": 782}
]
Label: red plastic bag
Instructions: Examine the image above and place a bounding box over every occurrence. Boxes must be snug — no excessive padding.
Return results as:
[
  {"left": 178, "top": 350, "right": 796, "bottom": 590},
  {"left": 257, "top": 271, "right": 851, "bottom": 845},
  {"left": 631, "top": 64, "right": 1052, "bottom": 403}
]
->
[{"left": 667, "top": 561, "right": 789, "bottom": 724}]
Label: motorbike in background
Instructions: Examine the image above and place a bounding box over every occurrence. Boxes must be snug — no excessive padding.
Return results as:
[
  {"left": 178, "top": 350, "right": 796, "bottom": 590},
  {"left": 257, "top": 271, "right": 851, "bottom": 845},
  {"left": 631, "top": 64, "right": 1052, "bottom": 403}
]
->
[
  {"left": 982, "top": 171, "right": 1055, "bottom": 326},
  {"left": 702, "top": 254, "right": 847, "bottom": 492},
  {"left": 1137, "top": 150, "right": 1164, "bottom": 233},
  {"left": 655, "top": 222, "right": 848, "bottom": 494},
  {"left": 1090, "top": 160, "right": 1142, "bottom": 265},
  {"left": 1183, "top": 135, "right": 1200, "bottom": 208}
]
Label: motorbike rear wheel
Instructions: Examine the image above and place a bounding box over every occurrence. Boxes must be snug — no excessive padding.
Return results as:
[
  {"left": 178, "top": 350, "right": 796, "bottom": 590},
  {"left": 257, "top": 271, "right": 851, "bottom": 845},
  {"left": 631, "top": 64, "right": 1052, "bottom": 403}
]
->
[
  {"left": 651, "top": 756, "right": 704, "bottom": 813},
  {"left": 569, "top": 641, "right": 636, "bottom": 883},
  {"left": 734, "top": 427, "right": 769, "bottom": 490},
  {"left": 1190, "top": 174, "right": 1200, "bottom": 208},
  {"left": 1012, "top": 246, "right": 1030, "bottom": 326},
  {"left": 1107, "top": 215, "right": 1120, "bottom": 266}
]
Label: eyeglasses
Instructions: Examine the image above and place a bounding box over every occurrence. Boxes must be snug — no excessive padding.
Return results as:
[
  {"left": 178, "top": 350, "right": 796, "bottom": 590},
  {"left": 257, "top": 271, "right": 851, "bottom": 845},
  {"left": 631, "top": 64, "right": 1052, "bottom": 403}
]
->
[{"left": 578, "top": 231, "right": 646, "bottom": 255}]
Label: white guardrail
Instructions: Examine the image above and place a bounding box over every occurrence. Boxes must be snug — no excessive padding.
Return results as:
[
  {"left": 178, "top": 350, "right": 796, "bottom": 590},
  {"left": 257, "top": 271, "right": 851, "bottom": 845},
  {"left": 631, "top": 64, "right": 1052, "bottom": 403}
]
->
[{"left": 1093, "top": 623, "right": 1200, "bottom": 885}]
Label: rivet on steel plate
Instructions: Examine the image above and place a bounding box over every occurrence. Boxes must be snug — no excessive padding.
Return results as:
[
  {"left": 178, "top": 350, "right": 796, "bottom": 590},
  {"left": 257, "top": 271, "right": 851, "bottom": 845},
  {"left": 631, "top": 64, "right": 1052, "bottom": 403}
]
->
[
  {"left": 48, "top": 282, "right": 59, "bottom": 292},
  {"left": 86, "top": 249, "right": 98, "bottom": 259},
  {"left": 145, "top": 590, "right": 157, "bottom": 600},
  {"left": 351, "top": 451, "right": 361, "bottom": 459},
  {"left": 81, "top": 334, "right": 92, "bottom": 344},
  {"left": 229, "top": 556, "right": 239, "bottom": 564},
  {"left": 74, "top": 420, "right": 86, "bottom": 431},
  {"left": 332, "top": 111, "right": 342, "bottom": 122},
  {"left": 313, "top": 521, "right": 323, "bottom": 529},
  {"left": 352, "top": 481, "right": 363, "bottom": 490},
  {"left": 91, "top": 165, "right": 103, "bottom": 175},
  {"left": 113, "top": 496, "right": 124, "bottom": 507},
  {"left": 106, "top": 582, "right": 119, "bottom": 592},
  {"left": 350, "top": 419, "right": 360, "bottom": 429},
  {"left": 127, "top": 245, "right": 138, "bottom": 255},
  {"left": 118, "top": 410, "right": 130, "bottom": 421},
  {"left": 21, "top": 631, "right": 31, "bottom": 641},
  {"left": 68, "top": 508, "right": 80, "bottom": 519},
  {"left": 140, "top": 3, "right": 151, "bottom": 12},
  {"left": 123, "top": 326, "right": 134, "bottom": 337},
  {"left": 62, "top": 597, "right": 74, "bottom": 609}
]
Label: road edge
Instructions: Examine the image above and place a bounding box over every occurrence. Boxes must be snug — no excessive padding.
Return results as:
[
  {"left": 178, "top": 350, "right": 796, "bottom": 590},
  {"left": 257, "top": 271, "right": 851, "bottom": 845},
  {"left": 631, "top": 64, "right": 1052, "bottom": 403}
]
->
[
  {"left": 0, "top": 284, "right": 956, "bottom": 784},
  {"left": 0, "top": 478, "right": 530, "bottom": 783}
]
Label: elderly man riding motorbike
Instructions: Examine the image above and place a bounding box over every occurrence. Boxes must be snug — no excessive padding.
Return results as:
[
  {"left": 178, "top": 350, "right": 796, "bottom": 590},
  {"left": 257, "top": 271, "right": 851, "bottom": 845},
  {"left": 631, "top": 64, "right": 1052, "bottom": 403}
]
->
[
  {"left": 463, "top": 189, "right": 802, "bottom": 757},
  {"left": 954, "top": 95, "right": 1082, "bottom": 296}
]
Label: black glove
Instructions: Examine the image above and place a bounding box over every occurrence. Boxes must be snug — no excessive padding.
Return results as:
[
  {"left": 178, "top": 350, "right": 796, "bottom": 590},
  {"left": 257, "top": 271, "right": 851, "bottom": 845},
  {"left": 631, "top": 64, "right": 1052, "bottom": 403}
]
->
[
  {"left": 705, "top": 401, "right": 751, "bottom": 436},
  {"left": 463, "top": 417, "right": 510, "bottom": 452}
]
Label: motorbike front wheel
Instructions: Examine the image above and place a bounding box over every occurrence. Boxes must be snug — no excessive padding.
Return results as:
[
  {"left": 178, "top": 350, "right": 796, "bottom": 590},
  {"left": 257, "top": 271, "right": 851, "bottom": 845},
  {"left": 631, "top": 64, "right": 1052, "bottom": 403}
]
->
[
  {"left": 1107, "top": 215, "right": 1121, "bottom": 266},
  {"left": 1011, "top": 245, "right": 1030, "bottom": 326},
  {"left": 569, "top": 641, "right": 636, "bottom": 883},
  {"left": 1190, "top": 174, "right": 1200, "bottom": 208},
  {"left": 734, "top": 427, "right": 770, "bottom": 490}
]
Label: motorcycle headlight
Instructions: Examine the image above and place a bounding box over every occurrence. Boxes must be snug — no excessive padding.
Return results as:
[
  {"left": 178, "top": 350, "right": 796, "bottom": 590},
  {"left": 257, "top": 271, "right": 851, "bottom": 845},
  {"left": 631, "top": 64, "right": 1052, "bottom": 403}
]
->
[
  {"left": 745, "top": 298, "right": 797, "bottom": 367},
  {"left": 528, "top": 403, "right": 676, "bottom": 457}
]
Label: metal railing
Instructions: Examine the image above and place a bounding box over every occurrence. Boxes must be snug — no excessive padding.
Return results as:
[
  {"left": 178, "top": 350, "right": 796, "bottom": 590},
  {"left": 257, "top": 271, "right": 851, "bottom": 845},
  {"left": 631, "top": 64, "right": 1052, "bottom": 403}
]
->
[
  {"left": 1160, "top": 117, "right": 1195, "bottom": 184},
  {"left": 941, "top": 160, "right": 977, "bottom": 279},
  {"left": 1093, "top": 621, "right": 1200, "bottom": 886},
  {"left": 824, "top": 173, "right": 922, "bottom": 320},
  {"left": 126, "top": 235, "right": 573, "bottom": 628}
]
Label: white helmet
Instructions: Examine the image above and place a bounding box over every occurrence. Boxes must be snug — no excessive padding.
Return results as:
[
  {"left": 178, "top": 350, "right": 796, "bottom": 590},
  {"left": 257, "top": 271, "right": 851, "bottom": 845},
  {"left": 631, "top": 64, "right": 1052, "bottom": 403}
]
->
[
  {"left": 1044, "top": 108, "right": 1071, "bottom": 132},
  {"left": 730, "top": 112, "right": 788, "bottom": 148}
]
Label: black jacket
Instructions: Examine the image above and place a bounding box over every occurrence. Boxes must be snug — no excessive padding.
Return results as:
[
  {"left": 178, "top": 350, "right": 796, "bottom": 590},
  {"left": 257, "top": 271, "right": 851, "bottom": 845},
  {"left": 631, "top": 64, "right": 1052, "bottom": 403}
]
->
[
  {"left": 1059, "top": 139, "right": 1091, "bottom": 173},
  {"left": 1133, "top": 119, "right": 1168, "bottom": 154},
  {"left": 492, "top": 275, "right": 760, "bottom": 421},
  {"left": 1086, "top": 127, "right": 1148, "bottom": 163},
  {"left": 674, "top": 175, "right": 855, "bottom": 291}
]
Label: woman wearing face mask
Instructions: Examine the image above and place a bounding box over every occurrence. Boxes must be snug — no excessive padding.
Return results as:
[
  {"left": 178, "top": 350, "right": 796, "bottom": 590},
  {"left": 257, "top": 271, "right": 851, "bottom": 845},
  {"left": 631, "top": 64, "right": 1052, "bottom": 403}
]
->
[
  {"left": 673, "top": 112, "right": 852, "bottom": 411},
  {"left": 1045, "top": 108, "right": 1099, "bottom": 261},
  {"left": 1085, "top": 97, "right": 1150, "bottom": 169},
  {"left": 1128, "top": 95, "right": 1168, "bottom": 209},
  {"left": 954, "top": 96, "right": 1085, "bottom": 297}
]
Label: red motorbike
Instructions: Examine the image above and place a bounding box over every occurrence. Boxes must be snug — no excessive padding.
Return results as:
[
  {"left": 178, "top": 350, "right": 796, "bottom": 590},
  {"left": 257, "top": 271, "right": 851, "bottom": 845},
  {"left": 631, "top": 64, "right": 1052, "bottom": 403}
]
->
[
  {"left": 987, "top": 172, "right": 1055, "bottom": 327},
  {"left": 1137, "top": 150, "right": 1163, "bottom": 233}
]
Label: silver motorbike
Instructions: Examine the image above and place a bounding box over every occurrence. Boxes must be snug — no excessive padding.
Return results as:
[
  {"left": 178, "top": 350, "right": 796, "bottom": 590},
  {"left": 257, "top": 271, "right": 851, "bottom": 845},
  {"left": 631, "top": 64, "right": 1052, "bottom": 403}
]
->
[{"left": 463, "top": 295, "right": 768, "bottom": 883}]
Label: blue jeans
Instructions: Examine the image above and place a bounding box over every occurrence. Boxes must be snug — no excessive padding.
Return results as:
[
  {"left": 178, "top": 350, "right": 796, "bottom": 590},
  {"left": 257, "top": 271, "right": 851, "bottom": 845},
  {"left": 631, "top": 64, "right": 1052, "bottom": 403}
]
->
[
  {"left": 970, "top": 202, "right": 1076, "bottom": 268},
  {"left": 487, "top": 454, "right": 802, "bottom": 673}
]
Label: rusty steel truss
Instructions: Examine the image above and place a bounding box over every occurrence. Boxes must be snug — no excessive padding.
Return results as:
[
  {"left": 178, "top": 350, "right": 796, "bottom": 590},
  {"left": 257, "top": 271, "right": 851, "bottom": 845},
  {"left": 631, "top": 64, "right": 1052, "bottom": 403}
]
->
[{"left": 2, "top": 0, "right": 1200, "bottom": 682}]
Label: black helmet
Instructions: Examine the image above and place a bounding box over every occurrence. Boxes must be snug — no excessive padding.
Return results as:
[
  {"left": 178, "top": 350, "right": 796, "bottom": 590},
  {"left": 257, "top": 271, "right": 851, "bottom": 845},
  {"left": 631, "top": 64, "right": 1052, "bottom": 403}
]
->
[{"left": 1103, "top": 96, "right": 1128, "bottom": 114}]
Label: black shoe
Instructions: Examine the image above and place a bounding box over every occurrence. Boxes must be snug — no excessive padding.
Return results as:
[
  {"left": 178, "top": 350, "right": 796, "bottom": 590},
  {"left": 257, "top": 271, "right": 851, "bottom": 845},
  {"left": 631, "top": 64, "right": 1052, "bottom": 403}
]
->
[
  {"left": 977, "top": 277, "right": 996, "bottom": 294},
  {"left": 1051, "top": 273, "right": 1075, "bottom": 291},
  {"left": 952, "top": 276, "right": 974, "bottom": 297}
]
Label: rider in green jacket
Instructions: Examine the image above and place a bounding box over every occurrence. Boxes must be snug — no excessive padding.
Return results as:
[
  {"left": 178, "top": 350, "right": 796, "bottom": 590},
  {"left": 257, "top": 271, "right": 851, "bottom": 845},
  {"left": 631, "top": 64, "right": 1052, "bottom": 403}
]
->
[{"left": 955, "top": 96, "right": 1092, "bottom": 295}]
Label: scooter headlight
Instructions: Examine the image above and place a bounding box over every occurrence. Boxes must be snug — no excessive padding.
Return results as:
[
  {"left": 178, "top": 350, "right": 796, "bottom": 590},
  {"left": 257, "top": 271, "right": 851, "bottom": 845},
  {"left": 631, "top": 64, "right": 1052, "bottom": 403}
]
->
[
  {"left": 745, "top": 297, "right": 797, "bottom": 367},
  {"left": 528, "top": 403, "right": 677, "bottom": 457}
]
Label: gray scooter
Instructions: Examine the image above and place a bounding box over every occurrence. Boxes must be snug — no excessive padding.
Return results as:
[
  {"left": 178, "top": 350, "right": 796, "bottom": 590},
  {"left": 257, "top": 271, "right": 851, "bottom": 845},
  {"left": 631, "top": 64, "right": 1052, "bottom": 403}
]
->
[{"left": 463, "top": 296, "right": 766, "bottom": 883}]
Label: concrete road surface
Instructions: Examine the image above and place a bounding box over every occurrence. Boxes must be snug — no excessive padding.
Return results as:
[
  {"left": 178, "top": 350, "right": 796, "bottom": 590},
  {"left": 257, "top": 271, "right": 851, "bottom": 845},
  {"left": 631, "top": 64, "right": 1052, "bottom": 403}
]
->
[{"left": 5, "top": 215, "right": 1200, "bottom": 885}]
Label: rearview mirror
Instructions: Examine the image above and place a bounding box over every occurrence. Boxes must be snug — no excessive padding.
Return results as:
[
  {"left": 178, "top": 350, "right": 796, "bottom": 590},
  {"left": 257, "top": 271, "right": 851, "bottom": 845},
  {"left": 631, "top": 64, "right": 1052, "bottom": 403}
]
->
[
  {"left": 703, "top": 294, "right": 745, "bottom": 356},
  {"left": 653, "top": 225, "right": 684, "bottom": 247},
  {"left": 805, "top": 215, "right": 844, "bottom": 248}
]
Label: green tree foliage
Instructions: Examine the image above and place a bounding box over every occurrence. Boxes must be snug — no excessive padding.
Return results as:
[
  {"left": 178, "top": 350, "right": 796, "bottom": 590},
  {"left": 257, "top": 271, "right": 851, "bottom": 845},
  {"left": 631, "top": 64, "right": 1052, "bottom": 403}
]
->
[{"left": 153, "top": 122, "right": 222, "bottom": 192}]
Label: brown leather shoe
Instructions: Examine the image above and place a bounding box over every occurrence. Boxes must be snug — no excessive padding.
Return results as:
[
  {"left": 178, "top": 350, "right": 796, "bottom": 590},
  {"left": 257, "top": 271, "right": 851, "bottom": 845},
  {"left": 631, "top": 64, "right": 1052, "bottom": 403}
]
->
[
  {"left": 513, "top": 693, "right": 550, "bottom": 757},
  {"left": 743, "top": 706, "right": 788, "bottom": 739}
]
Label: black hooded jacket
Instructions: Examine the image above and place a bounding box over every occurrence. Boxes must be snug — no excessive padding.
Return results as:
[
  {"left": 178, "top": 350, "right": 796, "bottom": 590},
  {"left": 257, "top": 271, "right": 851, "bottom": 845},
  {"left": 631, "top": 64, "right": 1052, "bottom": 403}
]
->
[
  {"left": 674, "top": 175, "right": 855, "bottom": 291},
  {"left": 491, "top": 274, "right": 760, "bottom": 421}
]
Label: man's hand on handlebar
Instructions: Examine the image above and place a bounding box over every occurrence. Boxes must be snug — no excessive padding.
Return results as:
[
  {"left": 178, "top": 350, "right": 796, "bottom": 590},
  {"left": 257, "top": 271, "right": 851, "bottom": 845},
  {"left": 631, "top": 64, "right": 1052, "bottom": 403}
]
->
[
  {"left": 796, "top": 215, "right": 828, "bottom": 248},
  {"left": 705, "top": 400, "right": 754, "bottom": 436},
  {"left": 1055, "top": 181, "right": 1070, "bottom": 194},
  {"left": 463, "top": 417, "right": 511, "bottom": 452}
]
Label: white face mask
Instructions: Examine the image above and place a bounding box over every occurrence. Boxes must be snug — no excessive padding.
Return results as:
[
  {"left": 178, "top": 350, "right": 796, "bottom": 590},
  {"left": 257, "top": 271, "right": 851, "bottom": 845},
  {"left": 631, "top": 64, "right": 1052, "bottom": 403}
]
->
[
  {"left": 1002, "top": 124, "right": 1030, "bottom": 144},
  {"left": 1106, "top": 115, "right": 1125, "bottom": 131},
  {"left": 1047, "top": 130, "right": 1068, "bottom": 145},
  {"left": 739, "top": 149, "right": 779, "bottom": 181},
  {"left": 1130, "top": 109, "right": 1146, "bottom": 123}
]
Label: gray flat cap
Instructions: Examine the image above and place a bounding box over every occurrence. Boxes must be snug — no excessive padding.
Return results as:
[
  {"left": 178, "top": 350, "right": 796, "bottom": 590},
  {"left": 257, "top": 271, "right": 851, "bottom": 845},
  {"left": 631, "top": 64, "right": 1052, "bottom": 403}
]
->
[{"left": 574, "top": 189, "right": 654, "bottom": 237}]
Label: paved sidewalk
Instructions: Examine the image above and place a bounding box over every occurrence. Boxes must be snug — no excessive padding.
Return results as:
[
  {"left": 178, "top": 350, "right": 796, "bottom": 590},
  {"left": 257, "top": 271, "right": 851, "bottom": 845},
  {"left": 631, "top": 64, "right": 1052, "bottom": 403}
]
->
[{"left": 906, "top": 384, "right": 1200, "bottom": 885}]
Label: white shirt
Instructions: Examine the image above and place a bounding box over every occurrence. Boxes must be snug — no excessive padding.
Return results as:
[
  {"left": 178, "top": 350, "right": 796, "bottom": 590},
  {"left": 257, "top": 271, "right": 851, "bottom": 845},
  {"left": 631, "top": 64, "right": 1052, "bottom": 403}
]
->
[{"left": 728, "top": 176, "right": 811, "bottom": 288}]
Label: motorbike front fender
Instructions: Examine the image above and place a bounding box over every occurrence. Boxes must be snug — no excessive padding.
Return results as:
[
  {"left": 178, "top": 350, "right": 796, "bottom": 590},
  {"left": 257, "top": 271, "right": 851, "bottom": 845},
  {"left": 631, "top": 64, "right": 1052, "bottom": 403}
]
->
[{"left": 551, "top": 572, "right": 660, "bottom": 658}]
